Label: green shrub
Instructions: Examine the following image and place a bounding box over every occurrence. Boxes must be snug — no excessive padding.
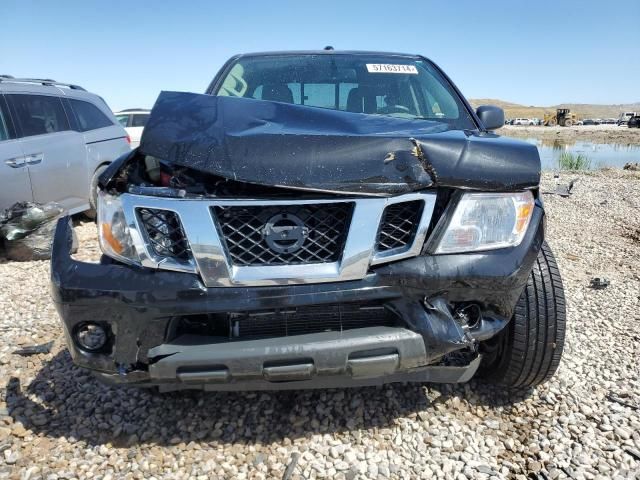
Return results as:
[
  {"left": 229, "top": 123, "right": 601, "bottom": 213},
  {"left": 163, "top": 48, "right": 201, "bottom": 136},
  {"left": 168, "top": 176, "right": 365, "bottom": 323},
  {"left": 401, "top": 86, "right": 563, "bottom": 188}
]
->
[{"left": 558, "top": 152, "right": 592, "bottom": 170}]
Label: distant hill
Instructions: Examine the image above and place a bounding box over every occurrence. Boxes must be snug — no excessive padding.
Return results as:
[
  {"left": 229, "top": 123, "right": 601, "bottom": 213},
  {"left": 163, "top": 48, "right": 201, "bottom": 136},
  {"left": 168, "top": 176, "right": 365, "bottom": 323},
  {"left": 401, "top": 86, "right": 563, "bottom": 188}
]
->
[{"left": 468, "top": 99, "right": 640, "bottom": 120}]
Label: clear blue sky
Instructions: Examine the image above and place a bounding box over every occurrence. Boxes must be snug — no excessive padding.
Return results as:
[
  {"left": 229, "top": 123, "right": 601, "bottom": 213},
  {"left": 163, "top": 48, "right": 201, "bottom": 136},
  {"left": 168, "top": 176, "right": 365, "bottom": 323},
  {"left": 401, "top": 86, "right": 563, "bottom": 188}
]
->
[{"left": 1, "top": 0, "right": 638, "bottom": 111}]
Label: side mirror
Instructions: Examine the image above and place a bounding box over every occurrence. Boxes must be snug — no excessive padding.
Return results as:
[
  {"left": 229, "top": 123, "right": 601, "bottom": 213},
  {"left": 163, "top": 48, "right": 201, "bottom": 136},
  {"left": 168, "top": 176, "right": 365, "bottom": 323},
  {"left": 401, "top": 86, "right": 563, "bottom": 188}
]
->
[{"left": 476, "top": 105, "right": 505, "bottom": 130}]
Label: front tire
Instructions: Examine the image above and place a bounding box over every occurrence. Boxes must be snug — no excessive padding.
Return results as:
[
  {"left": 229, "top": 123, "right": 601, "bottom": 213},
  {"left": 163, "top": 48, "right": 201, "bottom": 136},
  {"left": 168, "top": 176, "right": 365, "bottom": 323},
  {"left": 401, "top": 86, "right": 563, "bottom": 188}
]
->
[
  {"left": 478, "top": 242, "right": 566, "bottom": 389},
  {"left": 84, "top": 165, "right": 108, "bottom": 220}
]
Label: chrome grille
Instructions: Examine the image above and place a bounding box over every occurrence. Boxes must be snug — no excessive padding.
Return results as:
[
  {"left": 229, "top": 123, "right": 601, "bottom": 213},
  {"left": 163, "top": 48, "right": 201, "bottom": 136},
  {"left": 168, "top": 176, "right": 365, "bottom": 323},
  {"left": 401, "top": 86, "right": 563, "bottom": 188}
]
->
[
  {"left": 137, "top": 208, "right": 191, "bottom": 260},
  {"left": 376, "top": 200, "right": 424, "bottom": 252},
  {"left": 212, "top": 203, "right": 353, "bottom": 266},
  {"left": 121, "top": 191, "right": 436, "bottom": 286}
]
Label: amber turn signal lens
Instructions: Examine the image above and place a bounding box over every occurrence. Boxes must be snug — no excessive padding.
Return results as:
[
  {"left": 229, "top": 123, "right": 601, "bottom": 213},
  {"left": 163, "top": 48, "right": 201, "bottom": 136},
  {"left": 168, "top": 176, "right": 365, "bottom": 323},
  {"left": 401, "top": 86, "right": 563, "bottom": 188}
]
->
[
  {"left": 515, "top": 203, "right": 533, "bottom": 234},
  {"left": 101, "top": 222, "right": 124, "bottom": 254}
]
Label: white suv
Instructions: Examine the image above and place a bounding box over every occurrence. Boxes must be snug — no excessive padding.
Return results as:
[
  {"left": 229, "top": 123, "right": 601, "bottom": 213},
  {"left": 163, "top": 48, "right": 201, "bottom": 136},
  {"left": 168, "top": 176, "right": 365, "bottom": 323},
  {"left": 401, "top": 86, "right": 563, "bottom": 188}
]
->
[
  {"left": 114, "top": 109, "right": 150, "bottom": 148},
  {"left": 0, "top": 76, "right": 130, "bottom": 214}
]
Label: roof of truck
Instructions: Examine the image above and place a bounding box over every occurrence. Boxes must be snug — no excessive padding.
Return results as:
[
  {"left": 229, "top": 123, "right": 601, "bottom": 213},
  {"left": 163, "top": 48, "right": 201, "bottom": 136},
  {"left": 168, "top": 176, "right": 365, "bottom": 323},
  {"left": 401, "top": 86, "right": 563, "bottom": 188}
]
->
[{"left": 233, "top": 50, "right": 422, "bottom": 59}]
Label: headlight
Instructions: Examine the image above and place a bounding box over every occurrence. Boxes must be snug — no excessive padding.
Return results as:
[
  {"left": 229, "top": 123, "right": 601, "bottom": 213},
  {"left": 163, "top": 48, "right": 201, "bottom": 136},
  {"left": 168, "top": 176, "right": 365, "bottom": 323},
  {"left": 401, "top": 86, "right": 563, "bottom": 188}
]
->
[
  {"left": 97, "top": 191, "right": 139, "bottom": 264},
  {"left": 435, "top": 191, "right": 534, "bottom": 253}
]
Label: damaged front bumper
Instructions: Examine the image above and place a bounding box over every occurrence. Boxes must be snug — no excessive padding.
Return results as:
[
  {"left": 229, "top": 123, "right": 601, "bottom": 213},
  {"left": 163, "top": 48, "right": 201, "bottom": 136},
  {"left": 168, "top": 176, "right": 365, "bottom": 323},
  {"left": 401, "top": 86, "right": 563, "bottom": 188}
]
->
[{"left": 51, "top": 202, "right": 544, "bottom": 390}]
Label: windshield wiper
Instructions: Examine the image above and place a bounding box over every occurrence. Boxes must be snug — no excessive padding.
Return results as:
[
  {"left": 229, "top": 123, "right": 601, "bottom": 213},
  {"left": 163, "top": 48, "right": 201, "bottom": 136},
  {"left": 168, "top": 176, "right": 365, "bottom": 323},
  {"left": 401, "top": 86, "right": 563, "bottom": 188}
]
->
[{"left": 407, "top": 116, "right": 443, "bottom": 121}]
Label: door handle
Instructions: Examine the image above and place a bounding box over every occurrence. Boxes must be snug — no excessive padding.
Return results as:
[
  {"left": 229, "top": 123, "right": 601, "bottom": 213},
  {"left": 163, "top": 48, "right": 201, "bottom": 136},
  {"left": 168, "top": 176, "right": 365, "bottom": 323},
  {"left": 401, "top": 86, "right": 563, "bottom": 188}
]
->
[
  {"left": 4, "top": 156, "right": 26, "bottom": 168},
  {"left": 25, "top": 153, "right": 43, "bottom": 165}
]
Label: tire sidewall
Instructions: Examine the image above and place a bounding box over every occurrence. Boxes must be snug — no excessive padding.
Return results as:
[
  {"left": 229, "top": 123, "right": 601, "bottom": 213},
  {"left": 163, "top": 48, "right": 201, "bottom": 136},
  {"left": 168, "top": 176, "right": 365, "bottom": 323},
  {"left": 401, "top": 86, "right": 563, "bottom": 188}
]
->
[{"left": 86, "top": 164, "right": 109, "bottom": 219}]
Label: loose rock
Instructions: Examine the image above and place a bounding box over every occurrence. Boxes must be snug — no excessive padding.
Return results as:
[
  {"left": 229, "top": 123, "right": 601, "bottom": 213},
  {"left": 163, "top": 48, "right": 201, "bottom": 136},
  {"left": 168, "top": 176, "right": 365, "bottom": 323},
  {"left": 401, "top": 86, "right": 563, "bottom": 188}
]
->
[{"left": 0, "top": 170, "right": 639, "bottom": 478}]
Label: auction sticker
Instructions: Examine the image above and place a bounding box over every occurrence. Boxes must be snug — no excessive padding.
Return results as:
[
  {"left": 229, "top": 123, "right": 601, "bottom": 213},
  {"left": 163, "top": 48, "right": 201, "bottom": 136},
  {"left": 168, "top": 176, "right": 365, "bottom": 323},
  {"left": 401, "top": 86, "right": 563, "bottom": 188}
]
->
[{"left": 366, "top": 64, "right": 418, "bottom": 74}]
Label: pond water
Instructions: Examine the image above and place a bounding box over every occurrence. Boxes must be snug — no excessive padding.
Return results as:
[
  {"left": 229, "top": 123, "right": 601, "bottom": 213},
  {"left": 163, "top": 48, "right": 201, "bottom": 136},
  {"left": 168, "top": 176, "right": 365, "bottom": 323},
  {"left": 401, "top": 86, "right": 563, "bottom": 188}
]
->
[{"left": 522, "top": 138, "right": 640, "bottom": 170}]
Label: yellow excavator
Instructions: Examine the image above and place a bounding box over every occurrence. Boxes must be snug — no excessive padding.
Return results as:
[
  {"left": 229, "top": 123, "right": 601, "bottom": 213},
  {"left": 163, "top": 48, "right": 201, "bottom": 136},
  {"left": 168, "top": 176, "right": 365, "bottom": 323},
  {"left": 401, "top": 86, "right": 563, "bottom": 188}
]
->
[{"left": 544, "top": 108, "right": 578, "bottom": 127}]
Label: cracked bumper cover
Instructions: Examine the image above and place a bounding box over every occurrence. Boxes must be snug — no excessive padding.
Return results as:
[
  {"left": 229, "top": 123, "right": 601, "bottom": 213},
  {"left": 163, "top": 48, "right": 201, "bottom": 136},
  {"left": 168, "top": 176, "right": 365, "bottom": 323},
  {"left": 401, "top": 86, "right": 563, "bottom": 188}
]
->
[{"left": 51, "top": 206, "right": 544, "bottom": 389}]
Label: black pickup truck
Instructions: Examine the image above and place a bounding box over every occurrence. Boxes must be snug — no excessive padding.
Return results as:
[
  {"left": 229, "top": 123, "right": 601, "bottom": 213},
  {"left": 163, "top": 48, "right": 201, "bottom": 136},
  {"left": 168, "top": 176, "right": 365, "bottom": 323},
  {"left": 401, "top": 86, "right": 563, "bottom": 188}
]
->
[{"left": 51, "top": 50, "right": 565, "bottom": 392}]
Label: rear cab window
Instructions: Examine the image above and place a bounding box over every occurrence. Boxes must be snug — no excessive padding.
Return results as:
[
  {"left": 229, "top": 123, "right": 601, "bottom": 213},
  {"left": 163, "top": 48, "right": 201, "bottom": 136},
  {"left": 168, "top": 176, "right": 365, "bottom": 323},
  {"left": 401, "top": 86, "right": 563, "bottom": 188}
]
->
[
  {"left": 8, "top": 94, "right": 70, "bottom": 137},
  {"left": 214, "top": 54, "right": 475, "bottom": 131}
]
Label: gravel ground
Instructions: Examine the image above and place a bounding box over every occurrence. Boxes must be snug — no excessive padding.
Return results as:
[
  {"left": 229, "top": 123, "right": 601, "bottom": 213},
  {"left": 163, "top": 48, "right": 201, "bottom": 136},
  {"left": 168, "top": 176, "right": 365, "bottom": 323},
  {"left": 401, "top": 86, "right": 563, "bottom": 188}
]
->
[
  {"left": 0, "top": 170, "right": 639, "bottom": 479},
  {"left": 498, "top": 124, "right": 640, "bottom": 145}
]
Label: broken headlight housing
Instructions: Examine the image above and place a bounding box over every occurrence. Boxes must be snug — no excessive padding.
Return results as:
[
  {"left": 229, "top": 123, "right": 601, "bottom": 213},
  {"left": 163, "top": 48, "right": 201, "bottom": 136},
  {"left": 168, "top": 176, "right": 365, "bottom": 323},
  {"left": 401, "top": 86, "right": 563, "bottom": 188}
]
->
[
  {"left": 434, "top": 191, "right": 534, "bottom": 254},
  {"left": 97, "top": 191, "right": 138, "bottom": 265}
]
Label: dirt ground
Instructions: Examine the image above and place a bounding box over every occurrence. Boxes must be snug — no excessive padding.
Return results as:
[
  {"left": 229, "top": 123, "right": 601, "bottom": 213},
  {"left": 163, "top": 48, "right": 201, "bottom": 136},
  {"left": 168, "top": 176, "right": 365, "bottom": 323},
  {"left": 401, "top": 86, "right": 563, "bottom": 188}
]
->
[
  {"left": 1, "top": 171, "right": 640, "bottom": 479},
  {"left": 498, "top": 124, "right": 640, "bottom": 145}
]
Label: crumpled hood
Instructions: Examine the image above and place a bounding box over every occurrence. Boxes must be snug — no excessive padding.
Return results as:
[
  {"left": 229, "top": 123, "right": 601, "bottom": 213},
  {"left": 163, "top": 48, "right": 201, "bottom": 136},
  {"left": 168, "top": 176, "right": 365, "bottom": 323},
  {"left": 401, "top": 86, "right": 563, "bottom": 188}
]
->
[{"left": 139, "top": 91, "right": 540, "bottom": 196}]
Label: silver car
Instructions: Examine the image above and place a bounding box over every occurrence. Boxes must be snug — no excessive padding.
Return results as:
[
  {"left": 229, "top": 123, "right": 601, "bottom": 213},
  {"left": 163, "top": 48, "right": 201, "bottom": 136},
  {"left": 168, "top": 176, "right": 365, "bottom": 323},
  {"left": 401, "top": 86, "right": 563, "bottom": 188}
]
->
[{"left": 0, "top": 76, "right": 130, "bottom": 215}]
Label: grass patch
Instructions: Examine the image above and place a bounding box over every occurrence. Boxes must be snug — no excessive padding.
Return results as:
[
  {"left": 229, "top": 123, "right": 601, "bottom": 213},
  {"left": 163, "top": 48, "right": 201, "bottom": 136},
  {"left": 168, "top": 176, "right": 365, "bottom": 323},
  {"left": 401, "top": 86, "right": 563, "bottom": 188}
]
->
[{"left": 558, "top": 152, "right": 592, "bottom": 170}]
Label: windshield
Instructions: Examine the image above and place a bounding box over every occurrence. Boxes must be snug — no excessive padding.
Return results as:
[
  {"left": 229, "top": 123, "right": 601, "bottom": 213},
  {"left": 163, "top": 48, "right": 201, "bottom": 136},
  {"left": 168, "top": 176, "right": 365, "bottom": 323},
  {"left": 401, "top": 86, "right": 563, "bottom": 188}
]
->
[{"left": 215, "top": 54, "right": 476, "bottom": 130}]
